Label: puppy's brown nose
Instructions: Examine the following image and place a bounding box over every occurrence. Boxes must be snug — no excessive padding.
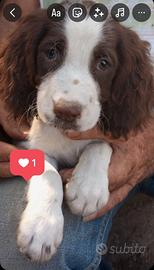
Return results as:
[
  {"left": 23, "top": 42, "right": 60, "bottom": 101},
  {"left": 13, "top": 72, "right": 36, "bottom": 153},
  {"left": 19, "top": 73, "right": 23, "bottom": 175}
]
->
[{"left": 54, "top": 100, "right": 81, "bottom": 121}]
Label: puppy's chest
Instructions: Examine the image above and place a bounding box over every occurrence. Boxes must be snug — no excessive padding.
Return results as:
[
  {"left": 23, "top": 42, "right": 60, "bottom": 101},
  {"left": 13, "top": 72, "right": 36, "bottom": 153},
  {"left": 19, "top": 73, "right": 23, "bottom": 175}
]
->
[{"left": 28, "top": 120, "right": 91, "bottom": 167}]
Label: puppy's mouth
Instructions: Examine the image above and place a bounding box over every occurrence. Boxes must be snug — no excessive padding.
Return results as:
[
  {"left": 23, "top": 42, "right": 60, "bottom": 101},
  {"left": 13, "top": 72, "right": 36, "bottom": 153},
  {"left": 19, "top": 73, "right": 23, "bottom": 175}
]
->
[
  {"left": 53, "top": 117, "right": 78, "bottom": 131},
  {"left": 39, "top": 112, "right": 79, "bottom": 130}
]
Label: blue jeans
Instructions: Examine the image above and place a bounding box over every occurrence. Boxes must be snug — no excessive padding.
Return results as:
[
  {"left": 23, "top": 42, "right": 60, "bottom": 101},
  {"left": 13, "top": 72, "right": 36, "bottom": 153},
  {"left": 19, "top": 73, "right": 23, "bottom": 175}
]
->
[{"left": 0, "top": 176, "right": 153, "bottom": 270}]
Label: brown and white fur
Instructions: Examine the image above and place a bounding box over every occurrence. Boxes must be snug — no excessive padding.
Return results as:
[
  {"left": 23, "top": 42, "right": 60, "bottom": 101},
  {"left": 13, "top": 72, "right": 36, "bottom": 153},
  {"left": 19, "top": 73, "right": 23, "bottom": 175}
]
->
[{"left": 0, "top": 0, "right": 153, "bottom": 263}]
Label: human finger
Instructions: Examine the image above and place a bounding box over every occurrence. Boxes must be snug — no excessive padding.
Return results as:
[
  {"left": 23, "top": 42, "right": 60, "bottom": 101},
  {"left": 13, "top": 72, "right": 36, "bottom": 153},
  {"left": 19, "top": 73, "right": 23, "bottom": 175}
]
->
[
  {"left": 0, "top": 162, "right": 12, "bottom": 178},
  {"left": 0, "top": 141, "right": 17, "bottom": 161},
  {"left": 59, "top": 168, "right": 74, "bottom": 184}
]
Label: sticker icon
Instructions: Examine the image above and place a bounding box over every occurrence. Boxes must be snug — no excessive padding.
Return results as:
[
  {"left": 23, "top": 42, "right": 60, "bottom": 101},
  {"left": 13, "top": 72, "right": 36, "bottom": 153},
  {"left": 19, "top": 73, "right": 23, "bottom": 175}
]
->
[
  {"left": 68, "top": 3, "right": 87, "bottom": 22},
  {"left": 10, "top": 149, "right": 45, "bottom": 181},
  {"left": 72, "top": 7, "right": 83, "bottom": 18}
]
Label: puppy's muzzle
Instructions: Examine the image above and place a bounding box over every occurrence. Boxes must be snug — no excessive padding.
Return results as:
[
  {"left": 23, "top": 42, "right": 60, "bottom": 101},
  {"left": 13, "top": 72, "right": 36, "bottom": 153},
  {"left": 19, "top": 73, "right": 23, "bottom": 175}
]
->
[{"left": 54, "top": 99, "right": 82, "bottom": 122}]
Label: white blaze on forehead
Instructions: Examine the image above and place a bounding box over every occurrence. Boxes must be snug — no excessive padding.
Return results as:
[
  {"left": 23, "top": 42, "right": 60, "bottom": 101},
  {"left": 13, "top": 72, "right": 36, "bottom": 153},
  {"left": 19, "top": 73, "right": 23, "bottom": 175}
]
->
[
  {"left": 37, "top": 17, "right": 104, "bottom": 131},
  {"left": 65, "top": 18, "right": 104, "bottom": 68}
]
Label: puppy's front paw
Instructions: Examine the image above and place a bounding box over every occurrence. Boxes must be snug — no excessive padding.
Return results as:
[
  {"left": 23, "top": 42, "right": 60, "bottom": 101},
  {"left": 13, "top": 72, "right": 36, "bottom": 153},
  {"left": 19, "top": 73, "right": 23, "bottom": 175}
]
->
[
  {"left": 65, "top": 171, "right": 109, "bottom": 217},
  {"left": 17, "top": 205, "right": 64, "bottom": 262}
]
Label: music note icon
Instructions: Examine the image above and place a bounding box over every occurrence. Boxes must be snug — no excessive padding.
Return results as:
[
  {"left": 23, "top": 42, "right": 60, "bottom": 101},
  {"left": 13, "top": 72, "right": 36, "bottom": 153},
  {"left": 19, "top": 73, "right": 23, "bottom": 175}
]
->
[
  {"left": 111, "top": 4, "right": 129, "bottom": 22},
  {"left": 115, "top": 7, "right": 125, "bottom": 18}
]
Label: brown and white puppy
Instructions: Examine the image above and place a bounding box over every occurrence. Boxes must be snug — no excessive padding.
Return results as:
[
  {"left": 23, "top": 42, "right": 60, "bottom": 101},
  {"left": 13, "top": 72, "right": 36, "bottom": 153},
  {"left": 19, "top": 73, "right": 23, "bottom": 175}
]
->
[{"left": 0, "top": 0, "right": 153, "bottom": 262}]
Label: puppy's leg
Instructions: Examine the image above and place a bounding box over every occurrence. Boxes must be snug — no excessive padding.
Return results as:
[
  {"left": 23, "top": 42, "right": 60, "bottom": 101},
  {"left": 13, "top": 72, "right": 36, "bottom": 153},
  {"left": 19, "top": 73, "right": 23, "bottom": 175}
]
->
[
  {"left": 65, "top": 143, "right": 112, "bottom": 217},
  {"left": 17, "top": 158, "right": 64, "bottom": 262}
]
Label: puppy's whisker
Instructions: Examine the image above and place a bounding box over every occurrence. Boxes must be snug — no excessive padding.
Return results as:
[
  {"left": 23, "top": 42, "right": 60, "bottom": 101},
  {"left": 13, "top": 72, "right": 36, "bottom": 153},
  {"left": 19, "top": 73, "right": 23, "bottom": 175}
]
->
[
  {"left": 98, "top": 118, "right": 105, "bottom": 133},
  {"left": 99, "top": 109, "right": 110, "bottom": 131},
  {"left": 17, "top": 100, "right": 37, "bottom": 130},
  {"left": 17, "top": 111, "right": 29, "bottom": 130}
]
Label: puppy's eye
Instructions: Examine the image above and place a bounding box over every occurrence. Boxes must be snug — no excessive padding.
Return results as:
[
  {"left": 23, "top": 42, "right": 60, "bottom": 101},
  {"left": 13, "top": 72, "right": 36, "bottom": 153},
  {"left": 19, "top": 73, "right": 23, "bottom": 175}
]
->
[
  {"left": 47, "top": 48, "right": 57, "bottom": 60},
  {"left": 97, "top": 57, "right": 110, "bottom": 70}
]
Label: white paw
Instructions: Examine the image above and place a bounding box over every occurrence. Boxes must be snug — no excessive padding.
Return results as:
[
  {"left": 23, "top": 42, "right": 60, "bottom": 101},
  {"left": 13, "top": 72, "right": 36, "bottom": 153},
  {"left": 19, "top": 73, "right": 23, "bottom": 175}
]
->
[
  {"left": 65, "top": 170, "right": 109, "bottom": 217},
  {"left": 65, "top": 143, "right": 112, "bottom": 217},
  {"left": 17, "top": 205, "right": 64, "bottom": 262}
]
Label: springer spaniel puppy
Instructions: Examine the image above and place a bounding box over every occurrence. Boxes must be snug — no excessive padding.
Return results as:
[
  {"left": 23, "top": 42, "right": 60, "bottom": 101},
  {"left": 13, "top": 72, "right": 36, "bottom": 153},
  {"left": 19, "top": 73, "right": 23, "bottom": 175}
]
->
[{"left": 0, "top": 0, "right": 153, "bottom": 262}]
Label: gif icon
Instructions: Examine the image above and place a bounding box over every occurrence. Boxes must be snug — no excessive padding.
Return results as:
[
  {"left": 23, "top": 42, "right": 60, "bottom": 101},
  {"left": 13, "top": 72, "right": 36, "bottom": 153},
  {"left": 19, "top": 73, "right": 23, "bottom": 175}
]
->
[{"left": 47, "top": 4, "right": 65, "bottom": 21}]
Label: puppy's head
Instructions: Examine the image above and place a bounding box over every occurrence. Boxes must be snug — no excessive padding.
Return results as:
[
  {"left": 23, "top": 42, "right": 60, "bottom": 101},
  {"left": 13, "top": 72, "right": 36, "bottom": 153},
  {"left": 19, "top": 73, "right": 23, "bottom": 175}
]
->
[{"left": 0, "top": 7, "right": 153, "bottom": 137}]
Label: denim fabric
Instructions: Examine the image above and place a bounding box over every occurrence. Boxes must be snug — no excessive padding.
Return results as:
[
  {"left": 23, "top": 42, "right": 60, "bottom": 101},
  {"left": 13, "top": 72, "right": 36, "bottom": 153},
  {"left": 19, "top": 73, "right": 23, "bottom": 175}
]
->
[{"left": 0, "top": 176, "right": 153, "bottom": 270}]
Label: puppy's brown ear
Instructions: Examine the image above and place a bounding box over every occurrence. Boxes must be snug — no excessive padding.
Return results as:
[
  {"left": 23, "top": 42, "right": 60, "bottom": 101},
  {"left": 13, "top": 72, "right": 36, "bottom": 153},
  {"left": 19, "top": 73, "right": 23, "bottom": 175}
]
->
[
  {"left": 0, "top": 10, "right": 48, "bottom": 121},
  {"left": 102, "top": 23, "right": 154, "bottom": 138}
]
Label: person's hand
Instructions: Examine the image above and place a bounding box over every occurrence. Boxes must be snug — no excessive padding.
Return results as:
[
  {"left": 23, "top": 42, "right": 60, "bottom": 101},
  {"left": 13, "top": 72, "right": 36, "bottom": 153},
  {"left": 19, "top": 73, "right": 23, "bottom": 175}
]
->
[
  {"left": 0, "top": 100, "right": 29, "bottom": 178},
  {"left": 0, "top": 0, "right": 39, "bottom": 178},
  {"left": 0, "top": 141, "right": 17, "bottom": 177},
  {"left": 60, "top": 120, "right": 154, "bottom": 221}
]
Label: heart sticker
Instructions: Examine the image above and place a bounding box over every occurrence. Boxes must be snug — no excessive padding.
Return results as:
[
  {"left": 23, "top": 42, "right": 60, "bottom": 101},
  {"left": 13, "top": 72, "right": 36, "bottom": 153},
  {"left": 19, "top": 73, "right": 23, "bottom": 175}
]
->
[
  {"left": 10, "top": 150, "right": 45, "bottom": 181},
  {"left": 18, "top": 158, "right": 29, "bottom": 168}
]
